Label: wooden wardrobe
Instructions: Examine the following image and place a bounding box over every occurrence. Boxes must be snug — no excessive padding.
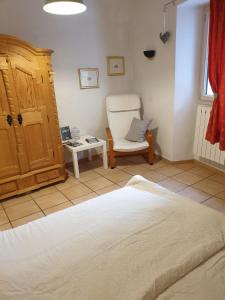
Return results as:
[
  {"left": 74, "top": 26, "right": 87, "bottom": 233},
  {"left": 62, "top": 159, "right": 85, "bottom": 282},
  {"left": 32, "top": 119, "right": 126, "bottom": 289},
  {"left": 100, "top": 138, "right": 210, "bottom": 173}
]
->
[{"left": 0, "top": 35, "right": 66, "bottom": 200}]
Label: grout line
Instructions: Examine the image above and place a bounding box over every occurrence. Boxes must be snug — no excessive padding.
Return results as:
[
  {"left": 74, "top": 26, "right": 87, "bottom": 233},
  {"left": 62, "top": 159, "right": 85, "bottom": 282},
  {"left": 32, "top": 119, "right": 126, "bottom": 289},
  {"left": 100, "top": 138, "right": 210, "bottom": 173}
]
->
[
  {"left": 11, "top": 211, "right": 45, "bottom": 228},
  {"left": 1, "top": 158, "right": 225, "bottom": 230},
  {"left": 201, "top": 197, "right": 213, "bottom": 204},
  {"left": 1, "top": 203, "right": 12, "bottom": 228},
  {"left": 6, "top": 210, "right": 42, "bottom": 224},
  {"left": 32, "top": 198, "right": 47, "bottom": 217}
]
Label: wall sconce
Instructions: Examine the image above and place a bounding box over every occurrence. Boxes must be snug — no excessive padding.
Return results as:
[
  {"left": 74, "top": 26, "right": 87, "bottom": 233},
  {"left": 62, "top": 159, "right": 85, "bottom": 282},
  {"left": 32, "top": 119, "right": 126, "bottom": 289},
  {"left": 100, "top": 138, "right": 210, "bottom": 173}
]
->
[{"left": 143, "top": 50, "right": 156, "bottom": 60}]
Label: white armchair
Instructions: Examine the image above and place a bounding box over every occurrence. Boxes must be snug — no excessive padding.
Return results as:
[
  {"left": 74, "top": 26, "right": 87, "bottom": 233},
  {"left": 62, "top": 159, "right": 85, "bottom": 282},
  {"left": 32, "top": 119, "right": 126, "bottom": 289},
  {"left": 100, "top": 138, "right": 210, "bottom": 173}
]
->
[{"left": 106, "top": 94, "right": 154, "bottom": 168}]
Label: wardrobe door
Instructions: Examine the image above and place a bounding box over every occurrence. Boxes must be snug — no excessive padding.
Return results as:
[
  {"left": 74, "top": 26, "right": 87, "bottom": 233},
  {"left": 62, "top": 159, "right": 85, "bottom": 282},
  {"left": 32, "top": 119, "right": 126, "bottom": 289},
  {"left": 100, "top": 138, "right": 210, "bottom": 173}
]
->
[
  {"left": 10, "top": 56, "right": 54, "bottom": 172},
  {"left": 0, "top": 57, "right": 20, "bottom": 179}
]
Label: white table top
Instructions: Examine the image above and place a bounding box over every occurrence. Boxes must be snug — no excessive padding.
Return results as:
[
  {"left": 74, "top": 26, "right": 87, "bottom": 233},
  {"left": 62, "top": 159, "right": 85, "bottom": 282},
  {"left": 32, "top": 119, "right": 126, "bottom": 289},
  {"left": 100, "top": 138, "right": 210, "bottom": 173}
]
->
[{"left": 63, "top": 135, "right": 106, "bottom": 153}]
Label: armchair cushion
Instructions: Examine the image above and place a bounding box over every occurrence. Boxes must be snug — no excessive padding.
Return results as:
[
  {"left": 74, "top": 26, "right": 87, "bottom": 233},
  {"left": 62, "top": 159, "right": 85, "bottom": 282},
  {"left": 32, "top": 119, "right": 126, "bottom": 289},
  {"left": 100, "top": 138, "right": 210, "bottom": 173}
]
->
[
  {"left": 106, "top": 94, "right": 141, "bottom": 112},
  {"left": 106, "top": 94, "right": 141, "bottom": 139},
  {"left": 113, "top": 138, "right": 149, "bottom": 152},
  {"left": 125, "top": 118, "right": 150, "bottom": 143}
]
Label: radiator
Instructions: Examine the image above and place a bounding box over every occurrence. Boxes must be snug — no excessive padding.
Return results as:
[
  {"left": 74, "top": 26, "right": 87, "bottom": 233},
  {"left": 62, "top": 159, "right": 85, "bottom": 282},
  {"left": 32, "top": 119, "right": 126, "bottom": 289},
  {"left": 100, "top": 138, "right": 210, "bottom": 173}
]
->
[{"left": 194, "top": 105, "right": 225, "bottom": 165}]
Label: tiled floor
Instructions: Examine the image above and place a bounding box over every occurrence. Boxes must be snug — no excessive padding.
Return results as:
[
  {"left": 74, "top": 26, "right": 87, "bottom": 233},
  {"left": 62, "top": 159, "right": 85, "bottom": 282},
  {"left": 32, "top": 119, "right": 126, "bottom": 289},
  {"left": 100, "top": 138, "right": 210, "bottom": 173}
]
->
[{"left": 0, "top": 156, "right": 225, "bottom": 231}]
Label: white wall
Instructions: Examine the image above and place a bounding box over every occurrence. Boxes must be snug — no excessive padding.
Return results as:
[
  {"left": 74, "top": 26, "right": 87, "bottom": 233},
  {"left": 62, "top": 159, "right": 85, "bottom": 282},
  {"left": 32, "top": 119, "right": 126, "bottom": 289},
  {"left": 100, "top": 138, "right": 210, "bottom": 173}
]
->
[
  {"left": 0, "top": 0, "right": 134, "bottom": 139},
  {"left": 173, "top": 4, "right": 204, "bottom": 161},
  {"left": 131, "top": 0, "right": 177, "bottom": 160},
  {"left": 0, "top": 0, "right": 207, "bottom": 162},
  {"left": 131, "top": 0, "right": 206, "bottom": 161}
]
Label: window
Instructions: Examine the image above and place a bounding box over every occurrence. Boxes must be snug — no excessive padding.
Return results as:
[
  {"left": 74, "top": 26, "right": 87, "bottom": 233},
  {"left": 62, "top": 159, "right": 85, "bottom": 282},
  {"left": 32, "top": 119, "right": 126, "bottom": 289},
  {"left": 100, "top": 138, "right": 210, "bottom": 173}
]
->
[
  {"left": 201, "top": 8, "right": 214, "bottom": 100},
  {"left": 206, "top": 78, "right": 213, "bottom": 96}
]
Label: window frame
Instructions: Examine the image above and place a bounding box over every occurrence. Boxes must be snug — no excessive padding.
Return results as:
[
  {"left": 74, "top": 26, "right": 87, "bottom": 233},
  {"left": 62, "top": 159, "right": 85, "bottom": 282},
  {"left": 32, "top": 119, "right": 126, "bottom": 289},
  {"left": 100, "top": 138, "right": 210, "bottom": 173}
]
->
[{"left": 200, "top": 7, "right": 214, "bottom": 102}]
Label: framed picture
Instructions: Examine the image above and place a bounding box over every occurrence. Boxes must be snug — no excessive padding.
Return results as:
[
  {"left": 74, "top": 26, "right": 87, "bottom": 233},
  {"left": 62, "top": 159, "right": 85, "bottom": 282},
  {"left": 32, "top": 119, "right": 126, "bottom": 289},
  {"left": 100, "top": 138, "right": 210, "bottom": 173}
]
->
[
  {"left": 60, "top": 126, "right": 72, "bottom": 142},
  {"left": 78, "top": 68, "right": 99, "bottom": 89},
  {"left": 107, "top": 56, "right": 125, "bottom": 76}
]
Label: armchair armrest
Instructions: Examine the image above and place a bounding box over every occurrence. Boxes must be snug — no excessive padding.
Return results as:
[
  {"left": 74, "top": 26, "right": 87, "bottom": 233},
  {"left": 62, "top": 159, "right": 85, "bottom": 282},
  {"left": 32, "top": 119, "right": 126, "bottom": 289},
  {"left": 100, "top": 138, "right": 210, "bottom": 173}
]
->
[
  {"left": 106, "top": 128, "right": 116, "bottom": 168},
  {"left": 145, "top": 129, "right": 154, "bottom": 147},
  {"left": 146, "top": 129, "right": 154, "bottom": 164},
  {"left": 106, "top": 127, "right": 114, "bottom": 148}
]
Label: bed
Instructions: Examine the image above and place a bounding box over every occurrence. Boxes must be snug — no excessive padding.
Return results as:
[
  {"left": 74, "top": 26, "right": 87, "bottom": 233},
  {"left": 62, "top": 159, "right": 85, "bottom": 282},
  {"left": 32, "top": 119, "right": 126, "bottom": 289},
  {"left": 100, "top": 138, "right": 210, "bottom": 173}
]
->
[{"left": 0, "top": 175, "right": 225, "bottom": 300}]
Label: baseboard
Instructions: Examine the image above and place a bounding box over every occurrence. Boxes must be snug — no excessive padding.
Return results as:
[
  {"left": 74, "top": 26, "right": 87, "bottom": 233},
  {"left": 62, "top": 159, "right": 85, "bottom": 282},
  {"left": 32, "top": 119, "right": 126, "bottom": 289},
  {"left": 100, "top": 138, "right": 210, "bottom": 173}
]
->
[
  {"left": 156, "top": 155, "right": 194, "bottom": 164},
  {"left": 170, "top": 159, "right": 195, "bottom": 164}
]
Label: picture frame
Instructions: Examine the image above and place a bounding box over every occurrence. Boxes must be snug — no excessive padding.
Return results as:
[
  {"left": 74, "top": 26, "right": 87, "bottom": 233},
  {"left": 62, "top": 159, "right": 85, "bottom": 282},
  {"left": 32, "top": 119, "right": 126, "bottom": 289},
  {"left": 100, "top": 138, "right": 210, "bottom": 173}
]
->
[
  {"left": 60, "top": 126, "right": 72, "bottom": 142},
  {"left": 107, "top": 56, "right": 125, "bottom": 76},
  {"left": 78, "top": 68, "right": 99, "bottom": 89}
]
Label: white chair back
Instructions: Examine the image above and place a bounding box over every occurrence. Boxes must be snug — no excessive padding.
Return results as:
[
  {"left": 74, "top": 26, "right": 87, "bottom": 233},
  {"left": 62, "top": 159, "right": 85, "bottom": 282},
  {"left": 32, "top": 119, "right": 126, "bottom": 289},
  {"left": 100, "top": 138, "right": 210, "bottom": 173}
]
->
[{"left": 106, "top": 94, "right": 141, "bottom": 139}]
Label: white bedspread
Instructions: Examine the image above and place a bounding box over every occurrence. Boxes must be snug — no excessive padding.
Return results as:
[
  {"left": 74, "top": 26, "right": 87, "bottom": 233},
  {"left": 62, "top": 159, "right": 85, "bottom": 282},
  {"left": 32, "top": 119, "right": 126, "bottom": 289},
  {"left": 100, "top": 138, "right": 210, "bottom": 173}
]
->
[{"left": 0, "top": 176, "right": 225, "bottom": 300}]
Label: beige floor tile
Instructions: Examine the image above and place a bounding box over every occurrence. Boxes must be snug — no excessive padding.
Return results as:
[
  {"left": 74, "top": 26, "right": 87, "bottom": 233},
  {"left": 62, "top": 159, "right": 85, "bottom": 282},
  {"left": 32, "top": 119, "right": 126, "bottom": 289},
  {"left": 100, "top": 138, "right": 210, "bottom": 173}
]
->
[
  {"left": 12, "top": 212, "right": 44, "bottom": 228},
  {"left": 0, "top": 210, "right": 9, "bottom": 226},
  {"left": 61, "top": 183, "right": 92, "bottom": 200},
  {"left": 189, "top": 166, "right": 216, "bottom": 178},
  {"left": 78, "top": 159, "right": 102, "bottom": 172},
  {"left": 2, "top": 194, "right": 32, "bottom": 209},
  {"left": 125, "top": 155, "right": 147, "bottom": 164},
  {"left": 103, "top": 170, "right": 132, "bottom": 184},
  {"left": 55, "top": 176, "right": 79, "bottom": 191},
  {"left": 123, "top": 165, "right": 149, "bottom": 176},
  {"left": 65, "top": 165, "right": 75, "bottom": 176},
  {"left": 43, "top": 202, "right": 73, "bottom": 216},
  {"left": 0, "top": 223, "right": 12, "bottom": 231},
  {"left": 208, "top": 173, "right": 225, "bottom": 185},
  {"left": 116, "top": 161, "right": 136, "bottom": 169},
  {"left": 156, "top": 166, "right": 184, "bottom": 177},
  {"left": 178, "top": 187, "right": 211, "bottom": 203},
  {"left": 216, "top": 170, "right": 225, "bottom": 177},
  {"left": 173, "top": 172, "right": 203, "bottom": 185},
  {"left": 31, "top": 186, "right": 57, "bottom": 199},
  {"left": 78, "top": 170, "right": 100, "bottom": 183},
  {"left": 0, "top": 204, "right": 3, "bottom": 211},
  {"left": 193, "top": 179, "right": 225, "bottom": 195},
  {"left": 118, "top": 180, "right": 129, "bottom": 187},
  {"left": 84, "top": 177, "right": 113, "bottom": 191},
  {"left": 71, "top": 192, "right": 98, "bottom": 205},
  {"left": 34, "top": 191, "right": 68, "bottom": 210},
  {"left": 158, "top": 178, "right": 188, "bottom": 193},
  {"left": 94, "top": 167, "right": 122, "bottom": 176},
  {"left": 96, "top": 184, "right": 120, "bottom": 195},
  {"left": 141, "top": 159, "right": 169, "bottom": 170},
  {"left": 5, "top": 200, "right": 41, "bottom": 221},
  {"left": 202, "top": 197, "right": 225, "bottom": 214},
  {"left": 172, "top": 162, "right": 197, "bottom": 171},
  {"left": 215, "top": 190, "right": 225, "bottom": 201},
  {"left": 143, "top": 171, "right": 167, "bottom": 183}
]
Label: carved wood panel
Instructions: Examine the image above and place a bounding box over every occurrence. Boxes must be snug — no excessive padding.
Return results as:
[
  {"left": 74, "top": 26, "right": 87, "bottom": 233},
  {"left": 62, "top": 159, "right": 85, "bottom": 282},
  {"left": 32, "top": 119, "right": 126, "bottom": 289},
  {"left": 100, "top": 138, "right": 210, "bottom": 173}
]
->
[
  {"left": 0, "top": 57, "right": 20, "bottom": 179},
  {"left": 0, "top": 35, "right": 66, "bottom": 200},
  {"left": 10, "top": 55, "right": 54, "bottom": 171}
]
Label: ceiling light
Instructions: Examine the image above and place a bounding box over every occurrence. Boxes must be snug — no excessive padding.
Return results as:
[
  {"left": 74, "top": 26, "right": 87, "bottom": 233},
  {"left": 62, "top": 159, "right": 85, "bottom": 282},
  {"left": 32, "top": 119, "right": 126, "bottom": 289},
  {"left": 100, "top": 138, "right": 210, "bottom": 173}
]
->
[{"left": 43, "top": 0, "right": 87, "bottom": 15}]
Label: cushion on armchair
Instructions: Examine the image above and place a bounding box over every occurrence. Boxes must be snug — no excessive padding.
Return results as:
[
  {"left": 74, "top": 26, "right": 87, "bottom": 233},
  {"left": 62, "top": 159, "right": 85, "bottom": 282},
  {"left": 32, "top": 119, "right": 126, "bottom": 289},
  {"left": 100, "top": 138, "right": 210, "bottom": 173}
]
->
[
  {"left": 113, "top": 138, "right": 149, "bottom": 152},
  {"left": 125, "top": 118, "right": 150, "bottom": 143}
]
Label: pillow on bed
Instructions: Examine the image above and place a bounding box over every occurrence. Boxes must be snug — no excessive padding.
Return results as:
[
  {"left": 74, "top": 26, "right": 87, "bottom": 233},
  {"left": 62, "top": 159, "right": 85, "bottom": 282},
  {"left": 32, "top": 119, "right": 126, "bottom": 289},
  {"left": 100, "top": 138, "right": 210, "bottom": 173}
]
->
[{"left": 125, "top": 118, "right": 150, "bottom": 143}]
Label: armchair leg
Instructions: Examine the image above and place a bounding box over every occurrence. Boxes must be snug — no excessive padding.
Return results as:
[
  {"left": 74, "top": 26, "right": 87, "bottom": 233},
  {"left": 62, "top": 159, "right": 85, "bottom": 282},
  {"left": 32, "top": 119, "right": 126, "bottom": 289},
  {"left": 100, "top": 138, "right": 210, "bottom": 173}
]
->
[
  {"left": 109, "top": 150, "right": 116, "bottom": 169},
  {"left": 147, "top": 148, "right": 154, "bottom": 165}
]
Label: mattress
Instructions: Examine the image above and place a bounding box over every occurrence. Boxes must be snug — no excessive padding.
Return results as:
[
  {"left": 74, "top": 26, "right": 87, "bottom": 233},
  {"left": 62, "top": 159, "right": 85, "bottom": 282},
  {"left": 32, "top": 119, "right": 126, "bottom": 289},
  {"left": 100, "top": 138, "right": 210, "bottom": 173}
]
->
[{"left": 0, "top": 175, "right": 225, "bottom": 300}]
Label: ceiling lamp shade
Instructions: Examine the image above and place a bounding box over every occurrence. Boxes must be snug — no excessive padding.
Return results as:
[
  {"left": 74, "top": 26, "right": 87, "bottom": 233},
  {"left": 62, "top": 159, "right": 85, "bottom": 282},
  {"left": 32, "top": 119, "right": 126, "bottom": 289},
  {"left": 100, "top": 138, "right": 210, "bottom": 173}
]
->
[{"left": 43, "top": 0, "right": 87, "bottom": 15}]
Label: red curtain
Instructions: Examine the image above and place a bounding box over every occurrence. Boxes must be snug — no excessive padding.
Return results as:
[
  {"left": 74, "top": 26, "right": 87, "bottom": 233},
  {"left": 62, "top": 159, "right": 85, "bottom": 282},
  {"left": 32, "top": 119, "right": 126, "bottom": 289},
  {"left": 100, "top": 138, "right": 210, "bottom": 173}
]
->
[{"left": 206, "top": 0, "right": 225, "bottom": 150}]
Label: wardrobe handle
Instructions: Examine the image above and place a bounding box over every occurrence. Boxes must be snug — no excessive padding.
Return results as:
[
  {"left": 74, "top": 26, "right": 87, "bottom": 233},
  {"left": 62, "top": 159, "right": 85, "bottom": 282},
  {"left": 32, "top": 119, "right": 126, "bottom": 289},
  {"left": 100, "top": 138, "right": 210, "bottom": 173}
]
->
[
  {"left": 17, "top": 113, "right": 23, "bottom": 126},
  {"left": 6, "top": 115, "right": 13, "bottom": 126}
]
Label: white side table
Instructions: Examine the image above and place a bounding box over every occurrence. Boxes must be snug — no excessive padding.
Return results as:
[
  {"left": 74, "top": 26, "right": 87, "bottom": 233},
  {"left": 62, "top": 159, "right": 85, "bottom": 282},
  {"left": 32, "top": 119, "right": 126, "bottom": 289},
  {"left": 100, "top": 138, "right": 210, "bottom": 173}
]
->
[{"left": 64, "top": 136, "right": 108, "bottom": 179}]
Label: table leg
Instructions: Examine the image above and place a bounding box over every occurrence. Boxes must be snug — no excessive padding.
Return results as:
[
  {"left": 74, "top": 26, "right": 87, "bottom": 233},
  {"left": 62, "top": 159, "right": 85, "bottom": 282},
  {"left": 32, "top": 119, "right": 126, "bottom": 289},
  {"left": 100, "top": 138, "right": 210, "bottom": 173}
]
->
[
  {"left": 102, "top": 142, "right": 108, "bottom": 169},
  {"left": 88, "top": 149, "right": 92, "bottom": 161},
  {"left": 72, "top": 152, "right": 80, "bottom": 179}
]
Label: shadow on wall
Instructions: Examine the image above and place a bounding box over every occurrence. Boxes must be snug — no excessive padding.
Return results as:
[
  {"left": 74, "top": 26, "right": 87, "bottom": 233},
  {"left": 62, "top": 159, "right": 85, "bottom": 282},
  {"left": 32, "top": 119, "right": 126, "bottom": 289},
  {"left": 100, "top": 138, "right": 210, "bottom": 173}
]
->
[
  {"left": 151, "top": 127, "right": 161, "bottom": 157},
  {"left": 141, "top": 97, "right": 161, "bottom": 158}
]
